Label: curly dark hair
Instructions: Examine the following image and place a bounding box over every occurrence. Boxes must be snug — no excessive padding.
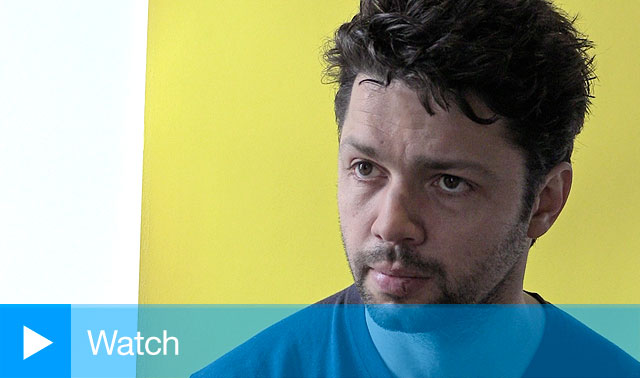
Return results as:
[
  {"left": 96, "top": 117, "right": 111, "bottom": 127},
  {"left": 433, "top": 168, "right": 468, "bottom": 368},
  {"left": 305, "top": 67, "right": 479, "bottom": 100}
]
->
[{"left": 324, "top": 0, "right": 595, "bottom": 216}]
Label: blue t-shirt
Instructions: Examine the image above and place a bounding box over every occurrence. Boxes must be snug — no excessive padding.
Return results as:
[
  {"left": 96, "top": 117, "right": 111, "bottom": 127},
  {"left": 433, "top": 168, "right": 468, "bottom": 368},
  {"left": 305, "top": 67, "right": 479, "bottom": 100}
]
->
[{"left": 192, "top": 285, "right": 640, "bottom": 377}]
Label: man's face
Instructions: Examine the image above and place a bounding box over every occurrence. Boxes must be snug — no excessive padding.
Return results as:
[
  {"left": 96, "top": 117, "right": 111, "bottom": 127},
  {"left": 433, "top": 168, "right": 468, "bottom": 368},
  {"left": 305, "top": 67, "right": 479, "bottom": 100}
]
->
[{"left": 337, "top": 75, "right": 533, "bottom": 305}]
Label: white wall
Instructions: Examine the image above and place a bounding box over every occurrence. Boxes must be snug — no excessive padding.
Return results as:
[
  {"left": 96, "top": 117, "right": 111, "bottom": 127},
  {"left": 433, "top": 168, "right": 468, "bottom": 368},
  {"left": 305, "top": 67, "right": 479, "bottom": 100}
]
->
[{"left": 0, "top": 0, "right": 148, "bottom": 304}]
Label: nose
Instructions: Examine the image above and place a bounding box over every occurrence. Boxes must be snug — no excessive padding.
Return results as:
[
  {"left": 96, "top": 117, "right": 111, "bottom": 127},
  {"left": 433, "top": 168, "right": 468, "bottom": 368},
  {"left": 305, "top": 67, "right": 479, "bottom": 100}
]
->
[{"left": 370, "top": 183, "right": 425, "bottom": 246}]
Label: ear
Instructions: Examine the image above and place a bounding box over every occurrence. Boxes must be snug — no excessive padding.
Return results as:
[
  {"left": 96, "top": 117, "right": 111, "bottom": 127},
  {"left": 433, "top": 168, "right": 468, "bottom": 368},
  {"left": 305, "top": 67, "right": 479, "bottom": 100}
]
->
[{"left": 527, "top": 162, "right": 573, "bottom": 239}]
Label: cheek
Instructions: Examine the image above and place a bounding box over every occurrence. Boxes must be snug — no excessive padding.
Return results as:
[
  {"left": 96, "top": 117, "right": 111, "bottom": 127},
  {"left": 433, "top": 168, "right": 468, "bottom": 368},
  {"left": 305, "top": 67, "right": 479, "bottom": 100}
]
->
[
  {"left": 424, "top": 211, "right": 511, "bottom": 269},
  {"left": 338, "top": 183, "right": 375, "bottom": 242},
  {"left": 431, "top": 213, "right": 508, "bottom": 247},
  {"left": 430, "top": 189, "right": 520, "bottom": 234}
]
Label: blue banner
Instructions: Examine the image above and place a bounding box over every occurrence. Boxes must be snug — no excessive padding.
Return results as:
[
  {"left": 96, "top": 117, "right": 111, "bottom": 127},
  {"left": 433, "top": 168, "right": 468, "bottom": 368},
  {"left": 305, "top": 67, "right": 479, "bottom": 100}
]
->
[{"left": 0, "top": 304, "right": 638, "bottom": 378}]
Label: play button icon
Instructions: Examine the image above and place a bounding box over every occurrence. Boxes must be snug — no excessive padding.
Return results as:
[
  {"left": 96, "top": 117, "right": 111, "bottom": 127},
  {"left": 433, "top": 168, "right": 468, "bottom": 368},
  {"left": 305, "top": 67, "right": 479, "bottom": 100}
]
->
[
  {"left": 1, "top": 305, "right": 70, "bottom": 377},
  {"left": 23, "top": 326, "right": 53, "bottom": 360}
]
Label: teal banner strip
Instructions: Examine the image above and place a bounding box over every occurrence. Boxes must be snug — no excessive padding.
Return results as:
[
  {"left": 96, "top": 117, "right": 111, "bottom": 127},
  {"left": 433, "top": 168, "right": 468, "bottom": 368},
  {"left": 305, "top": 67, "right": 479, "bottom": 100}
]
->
[{"left": 1, "top": 305, "right": 638, "bottom": 378}]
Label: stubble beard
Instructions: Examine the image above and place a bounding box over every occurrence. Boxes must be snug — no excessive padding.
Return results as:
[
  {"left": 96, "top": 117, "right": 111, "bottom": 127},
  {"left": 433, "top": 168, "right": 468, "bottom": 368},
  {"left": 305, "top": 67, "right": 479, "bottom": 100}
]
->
[{"left": 341, "top": 220, "right": 530, "bottom": 306}]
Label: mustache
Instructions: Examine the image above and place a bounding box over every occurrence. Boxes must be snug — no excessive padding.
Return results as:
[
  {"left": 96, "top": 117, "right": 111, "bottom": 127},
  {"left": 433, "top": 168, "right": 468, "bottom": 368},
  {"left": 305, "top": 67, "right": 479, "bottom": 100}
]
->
[{"left": 356, "top": 244, "right": 447, "bottom": 278}]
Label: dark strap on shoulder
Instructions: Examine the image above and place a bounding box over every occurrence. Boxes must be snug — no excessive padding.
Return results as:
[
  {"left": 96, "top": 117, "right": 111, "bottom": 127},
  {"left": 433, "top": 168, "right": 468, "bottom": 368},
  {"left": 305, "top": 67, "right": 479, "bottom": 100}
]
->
[
  {"left": 316, "top": 284, "right": 363, "bottom": 305},
  {"left": 525, "top": 290, "right": 549, "bottom": 304}
]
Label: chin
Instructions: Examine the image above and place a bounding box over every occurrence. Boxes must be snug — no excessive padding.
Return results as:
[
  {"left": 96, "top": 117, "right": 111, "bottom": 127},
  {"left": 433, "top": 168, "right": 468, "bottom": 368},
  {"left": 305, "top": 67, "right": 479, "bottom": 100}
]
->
[
  {"left": 363, "top": 284, "right": 442, "bottom": 305},
  {"left": 365, "top": 295, "right": 466, "bottom": 332}
]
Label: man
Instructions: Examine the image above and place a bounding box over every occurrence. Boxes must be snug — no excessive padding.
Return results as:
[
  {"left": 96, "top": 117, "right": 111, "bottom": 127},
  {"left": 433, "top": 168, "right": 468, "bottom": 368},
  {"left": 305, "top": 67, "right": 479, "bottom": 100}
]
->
[{"left": 193, "top": 0, "right": 640, "bottom": 376}]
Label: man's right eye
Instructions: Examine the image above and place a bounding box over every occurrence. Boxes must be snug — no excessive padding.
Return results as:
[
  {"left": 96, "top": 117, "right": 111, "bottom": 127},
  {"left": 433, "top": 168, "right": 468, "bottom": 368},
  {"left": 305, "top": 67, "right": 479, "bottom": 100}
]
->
[
  {"left": 352, "top": 161, "right": 380, "bottom": 179},
  {"left": 356, "top": 162, "right": 373, "bottom": 176}
]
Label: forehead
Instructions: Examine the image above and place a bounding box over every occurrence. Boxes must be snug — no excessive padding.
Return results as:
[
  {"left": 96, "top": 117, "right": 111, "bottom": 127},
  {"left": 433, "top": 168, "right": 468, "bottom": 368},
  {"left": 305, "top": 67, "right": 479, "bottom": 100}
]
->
[{"left": 340, "top": 75, "right": 523, "bottom": 172}]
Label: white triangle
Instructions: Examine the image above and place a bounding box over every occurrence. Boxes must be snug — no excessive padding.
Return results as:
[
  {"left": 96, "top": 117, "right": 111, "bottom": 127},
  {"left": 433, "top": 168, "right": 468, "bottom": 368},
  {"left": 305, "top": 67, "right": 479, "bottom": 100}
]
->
[{"left": 23, "top": 326, "right": 53, "bottom": 360}]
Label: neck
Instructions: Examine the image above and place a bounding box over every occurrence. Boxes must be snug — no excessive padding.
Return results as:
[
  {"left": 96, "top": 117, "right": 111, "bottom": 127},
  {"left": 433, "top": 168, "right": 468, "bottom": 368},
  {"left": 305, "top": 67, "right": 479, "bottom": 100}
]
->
[{"left": 365, "top": 294, "right": 545, "bottom": 377}]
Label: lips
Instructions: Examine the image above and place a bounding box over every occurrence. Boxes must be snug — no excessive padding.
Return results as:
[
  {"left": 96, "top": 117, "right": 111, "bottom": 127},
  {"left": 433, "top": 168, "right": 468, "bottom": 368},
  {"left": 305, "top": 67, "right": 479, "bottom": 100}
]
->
[{"left": 368, "top": 264, "right": 430, "bottom": 298}]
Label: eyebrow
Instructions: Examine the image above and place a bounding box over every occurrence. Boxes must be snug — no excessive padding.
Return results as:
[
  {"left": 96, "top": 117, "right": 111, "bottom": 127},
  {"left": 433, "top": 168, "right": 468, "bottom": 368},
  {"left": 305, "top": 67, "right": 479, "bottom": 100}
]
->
[
  {"left": 340, "top": 138, "right": 498, "bottom": 179},
  {"left": 340, "top": 138, "right": 380, "bottom": 159}
]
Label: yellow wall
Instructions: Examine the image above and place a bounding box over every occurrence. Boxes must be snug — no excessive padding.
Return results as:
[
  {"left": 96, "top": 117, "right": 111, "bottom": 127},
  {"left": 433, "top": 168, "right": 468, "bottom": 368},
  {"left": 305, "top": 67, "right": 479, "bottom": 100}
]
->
[{"left": 140, "top": 0, "right": 640, "bottom": 304}]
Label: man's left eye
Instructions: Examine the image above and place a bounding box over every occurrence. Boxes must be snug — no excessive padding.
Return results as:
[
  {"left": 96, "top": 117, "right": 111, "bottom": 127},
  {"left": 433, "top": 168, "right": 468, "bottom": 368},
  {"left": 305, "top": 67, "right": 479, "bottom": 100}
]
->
[{"left": 437, "top": 175, "right": 470, "bottom": 193}]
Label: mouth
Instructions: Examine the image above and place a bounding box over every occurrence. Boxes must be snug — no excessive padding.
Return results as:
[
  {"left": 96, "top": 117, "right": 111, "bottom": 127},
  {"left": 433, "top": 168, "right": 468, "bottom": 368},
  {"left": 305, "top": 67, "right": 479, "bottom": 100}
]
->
[{"left": 368, "top": 264, "right": 431, "bottom": 298}]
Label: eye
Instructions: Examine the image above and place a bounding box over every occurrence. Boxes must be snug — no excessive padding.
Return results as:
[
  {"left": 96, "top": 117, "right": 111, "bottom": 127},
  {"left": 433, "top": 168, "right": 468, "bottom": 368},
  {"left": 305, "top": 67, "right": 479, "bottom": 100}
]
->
[
  {"left": 352, "top": 161, "right": 381, "bottom": 179},
  {"left": 437, "top": 175, "right": 470, "bottom": 194},
  {"left": 356, "top": 162, "right": 373, "bottom": 176}
]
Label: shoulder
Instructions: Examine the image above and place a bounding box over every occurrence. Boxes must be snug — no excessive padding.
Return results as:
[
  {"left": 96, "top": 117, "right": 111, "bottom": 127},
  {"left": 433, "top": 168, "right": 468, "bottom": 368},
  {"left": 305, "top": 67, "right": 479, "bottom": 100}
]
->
[
  {"left": 191, "top": 306, "right": 334, "bottom": 378},
  {"left": 191, "top": 287, "right": 362, "bottom": 378},
  {"left": 315, "top": 284, "right": 362, "bottom": 305},
  {"left": 526, "top": 303, "right": 640, "bottom": 377}
]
